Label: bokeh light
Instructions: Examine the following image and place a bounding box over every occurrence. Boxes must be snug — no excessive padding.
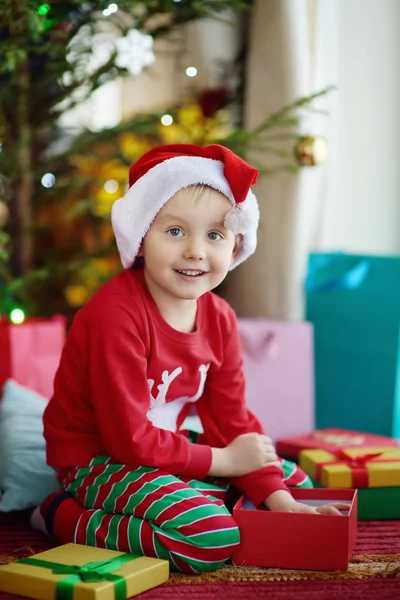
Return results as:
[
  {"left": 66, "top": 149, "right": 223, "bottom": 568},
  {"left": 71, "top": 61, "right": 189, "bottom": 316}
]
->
[
  {"left": 10, "top": 308, "right": 26, "bottom": 324},
  {"left": 161, "top": 114, "right": 174, "bottom": 126}
]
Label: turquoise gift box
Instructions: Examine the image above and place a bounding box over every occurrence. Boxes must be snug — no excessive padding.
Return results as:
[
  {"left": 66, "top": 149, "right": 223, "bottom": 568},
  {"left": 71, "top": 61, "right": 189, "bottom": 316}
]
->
[{"left": 305, "top": 252, "right": 400, "bottom": 438}]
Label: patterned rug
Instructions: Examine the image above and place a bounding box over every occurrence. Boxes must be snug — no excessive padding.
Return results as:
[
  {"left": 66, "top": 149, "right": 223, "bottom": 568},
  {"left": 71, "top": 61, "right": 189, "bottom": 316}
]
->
[{"left": 1, "top": 511, "right": 399, "bottom": 599}]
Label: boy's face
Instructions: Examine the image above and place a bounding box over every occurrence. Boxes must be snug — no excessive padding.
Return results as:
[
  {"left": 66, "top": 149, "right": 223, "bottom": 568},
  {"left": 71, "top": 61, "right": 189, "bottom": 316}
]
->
[{"left": 139, "top": 186, "right": 238, "bottom": 304}]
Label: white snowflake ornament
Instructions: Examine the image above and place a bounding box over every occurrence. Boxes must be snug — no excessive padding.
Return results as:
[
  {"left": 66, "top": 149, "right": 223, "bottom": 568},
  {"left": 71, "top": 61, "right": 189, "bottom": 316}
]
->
[{"left": 115, "top": 29, "right": 155, "bottom": 75}]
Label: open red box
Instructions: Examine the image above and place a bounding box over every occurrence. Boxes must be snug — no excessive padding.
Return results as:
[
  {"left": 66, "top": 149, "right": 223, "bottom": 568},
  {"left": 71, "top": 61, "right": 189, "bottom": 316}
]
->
[{"left": 232, "top": 488, "right": 358, "bottom": 571}]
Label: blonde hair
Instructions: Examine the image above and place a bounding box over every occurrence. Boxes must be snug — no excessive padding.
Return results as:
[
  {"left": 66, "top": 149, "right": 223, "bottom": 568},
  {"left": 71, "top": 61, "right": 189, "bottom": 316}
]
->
[{"left": 174, "top": 184, "right": 228, "bottom": 206}]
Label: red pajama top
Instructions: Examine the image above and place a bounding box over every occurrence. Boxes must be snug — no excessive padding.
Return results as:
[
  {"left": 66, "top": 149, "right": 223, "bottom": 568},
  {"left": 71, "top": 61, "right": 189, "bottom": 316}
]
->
[{"left": 43, "top": 268, "right": 288, "bottom": 507}]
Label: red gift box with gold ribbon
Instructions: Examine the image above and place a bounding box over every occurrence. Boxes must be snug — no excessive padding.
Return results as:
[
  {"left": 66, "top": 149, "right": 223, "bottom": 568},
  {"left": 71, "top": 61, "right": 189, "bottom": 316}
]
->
[{"left": 276, "top": 427, "right": 398, "bottom": 461}]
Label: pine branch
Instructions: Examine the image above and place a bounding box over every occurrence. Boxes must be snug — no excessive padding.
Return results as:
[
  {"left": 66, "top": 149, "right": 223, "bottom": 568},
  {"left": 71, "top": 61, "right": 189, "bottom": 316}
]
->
[{"left": 252, "top": 86, "right": 335, "bottom": 135}]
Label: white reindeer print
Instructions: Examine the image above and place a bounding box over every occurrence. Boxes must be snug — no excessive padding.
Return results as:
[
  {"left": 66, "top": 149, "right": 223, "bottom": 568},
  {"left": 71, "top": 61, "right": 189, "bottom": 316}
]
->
[{"left": 147, "top": 364, "right": 210, "bottom": 431}]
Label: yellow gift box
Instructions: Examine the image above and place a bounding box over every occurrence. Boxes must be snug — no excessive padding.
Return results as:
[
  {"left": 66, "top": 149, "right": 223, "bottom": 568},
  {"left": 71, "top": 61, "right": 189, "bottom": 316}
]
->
[
  {"left": 299, "top": 447, "right": 400, "bottom": 488},
  {"left": 0, "top": 543, "right": 169, "bottom": 600}
]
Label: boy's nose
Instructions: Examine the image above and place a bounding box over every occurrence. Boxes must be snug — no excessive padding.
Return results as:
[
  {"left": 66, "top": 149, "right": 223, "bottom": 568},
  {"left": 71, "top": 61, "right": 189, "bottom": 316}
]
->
[{"left": 182, "top": 238, "right": 206, "bottom": 261}]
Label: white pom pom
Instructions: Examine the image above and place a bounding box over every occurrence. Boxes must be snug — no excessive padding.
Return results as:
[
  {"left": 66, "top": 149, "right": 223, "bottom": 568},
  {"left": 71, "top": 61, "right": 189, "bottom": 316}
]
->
[{"left": 224, "top": 201, "right": 258, "bottom": 234}]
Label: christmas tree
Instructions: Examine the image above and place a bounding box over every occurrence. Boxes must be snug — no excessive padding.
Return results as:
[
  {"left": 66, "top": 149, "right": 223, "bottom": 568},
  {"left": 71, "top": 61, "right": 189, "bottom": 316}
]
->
[{"left": 0, "top": 0, "right": 250, "bottom": 319}]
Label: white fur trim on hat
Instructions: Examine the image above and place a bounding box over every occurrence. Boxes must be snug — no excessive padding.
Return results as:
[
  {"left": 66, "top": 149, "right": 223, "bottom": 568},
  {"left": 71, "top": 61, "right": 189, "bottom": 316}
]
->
[
  {"left": 225, "top": 190, "right": 259, "bottom": 269},
  {"left": 111, "top": 155, "right": 259, "bottom": 271}
]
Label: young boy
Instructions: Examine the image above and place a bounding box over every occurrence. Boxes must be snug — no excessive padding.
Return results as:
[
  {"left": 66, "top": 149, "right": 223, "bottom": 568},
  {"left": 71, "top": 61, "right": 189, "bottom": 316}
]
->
[{"left": 35, "top": 144, "right": 347, "bottom": 574}]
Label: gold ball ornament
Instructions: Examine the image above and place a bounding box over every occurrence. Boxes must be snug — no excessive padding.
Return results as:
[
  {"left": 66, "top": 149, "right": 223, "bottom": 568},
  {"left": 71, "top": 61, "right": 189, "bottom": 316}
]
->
[
  {"left": 64, "top": 285, "right": 90, "bottom": 308},
  {"left": 295, "top": 135, "right": 328, "bottom": 166},
  {"left": 0, "top": 201, "right": 9, "bottom": 227}
]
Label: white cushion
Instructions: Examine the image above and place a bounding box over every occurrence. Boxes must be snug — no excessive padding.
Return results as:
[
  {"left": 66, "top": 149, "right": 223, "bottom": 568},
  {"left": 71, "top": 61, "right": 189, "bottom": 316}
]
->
[{"left": 0, "top": 380, "right": 59, "bottom": 511}]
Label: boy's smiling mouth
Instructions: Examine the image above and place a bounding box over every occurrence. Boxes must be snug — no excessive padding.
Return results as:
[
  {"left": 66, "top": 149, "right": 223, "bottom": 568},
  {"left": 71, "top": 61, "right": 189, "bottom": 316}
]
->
[{"left": 174, "top": 269, "right": 208, "bottom": 279}]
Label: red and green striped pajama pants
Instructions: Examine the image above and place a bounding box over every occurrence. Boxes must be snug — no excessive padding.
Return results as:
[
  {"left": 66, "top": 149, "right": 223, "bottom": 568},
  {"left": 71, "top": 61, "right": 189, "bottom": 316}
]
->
[{"left": 58, "top": 454, "right": 312, "bottom": 574}]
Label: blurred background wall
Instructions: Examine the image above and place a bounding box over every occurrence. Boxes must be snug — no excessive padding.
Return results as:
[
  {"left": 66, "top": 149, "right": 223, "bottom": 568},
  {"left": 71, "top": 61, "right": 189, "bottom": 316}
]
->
[{"left": 320, "top": 0, "right": 400, "bottom": 255}]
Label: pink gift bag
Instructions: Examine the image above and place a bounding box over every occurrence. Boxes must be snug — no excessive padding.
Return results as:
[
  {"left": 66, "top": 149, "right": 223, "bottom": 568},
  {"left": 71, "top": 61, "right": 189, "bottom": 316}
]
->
[
  {"left": 0, "top": 316, "right": 66, "bottom": 400},
  {"left": 238, "top": 319, "right": 315, "bottom": 442}
]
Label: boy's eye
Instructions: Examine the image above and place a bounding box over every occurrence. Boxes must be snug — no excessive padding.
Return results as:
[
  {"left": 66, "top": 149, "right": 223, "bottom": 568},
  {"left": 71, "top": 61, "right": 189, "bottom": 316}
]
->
[
  {"left": 167, "top": 228, "right": 183, "bottom": 237},
  {"left": 208, "top": 231, "right": 223, "bottom": 241}
]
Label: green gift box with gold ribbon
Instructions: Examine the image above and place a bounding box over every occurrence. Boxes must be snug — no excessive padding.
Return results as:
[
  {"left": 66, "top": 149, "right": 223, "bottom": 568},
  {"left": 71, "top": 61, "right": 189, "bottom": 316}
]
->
[
  {"left": 0, "top": 543, "right": 169, "bottom": 600},
  {"left": 300, "top": 447, "right": 400, "bottom": 520}
]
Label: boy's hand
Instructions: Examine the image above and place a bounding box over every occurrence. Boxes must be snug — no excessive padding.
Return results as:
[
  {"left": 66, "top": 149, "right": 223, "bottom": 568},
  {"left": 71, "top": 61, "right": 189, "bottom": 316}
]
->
[
  {"left": 264, "top": 490, "right": 350, "bottom": 515},
  {"left": 209, "top": 433, "right": 280, "bottom": 477}
]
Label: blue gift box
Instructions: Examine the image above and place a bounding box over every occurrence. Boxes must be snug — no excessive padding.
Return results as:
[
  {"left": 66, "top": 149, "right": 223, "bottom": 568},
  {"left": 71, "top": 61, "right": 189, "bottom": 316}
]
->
[{"left": 305, "top": 252, "right": 400, "bottom": 438}]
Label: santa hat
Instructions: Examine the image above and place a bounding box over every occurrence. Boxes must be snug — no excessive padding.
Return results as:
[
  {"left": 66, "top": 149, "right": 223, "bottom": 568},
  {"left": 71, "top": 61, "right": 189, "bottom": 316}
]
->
[{"left": 111, "top": 143, "right": 260, "bottom": 271}]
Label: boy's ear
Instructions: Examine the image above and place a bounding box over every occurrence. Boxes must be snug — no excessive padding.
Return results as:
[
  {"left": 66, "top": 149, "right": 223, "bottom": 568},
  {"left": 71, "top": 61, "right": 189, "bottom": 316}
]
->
[{"left": 231, "top": 234, "right": 242, "bottom": 261}]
